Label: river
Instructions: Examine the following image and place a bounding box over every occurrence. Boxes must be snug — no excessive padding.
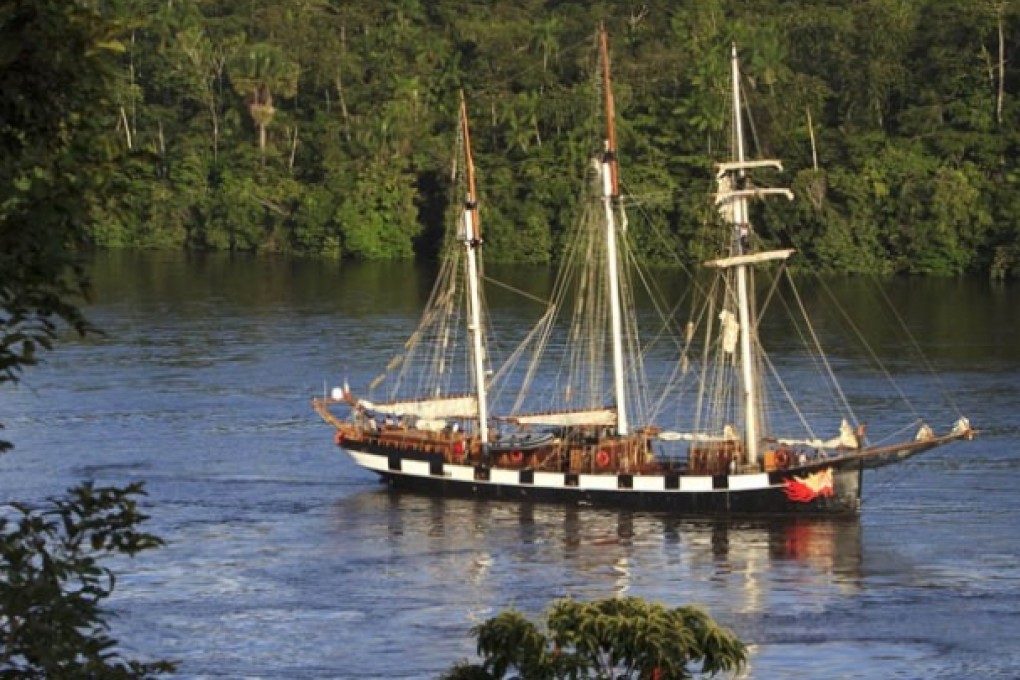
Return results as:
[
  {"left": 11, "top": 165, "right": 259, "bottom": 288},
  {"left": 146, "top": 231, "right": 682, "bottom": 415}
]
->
[{"left": 1, "top": 252, "right": 1018, "bottom": 678}]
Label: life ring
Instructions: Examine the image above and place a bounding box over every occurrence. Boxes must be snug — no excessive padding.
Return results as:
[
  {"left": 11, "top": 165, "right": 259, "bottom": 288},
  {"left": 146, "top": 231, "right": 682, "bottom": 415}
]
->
[
  {"left": 775, "top": 449, "right": 790, "bottom": 468},
  {"left": 595, "top": 450, "right": 611, "bottom": 468},
  {"left": 509, "top": 450, "right": 524, "bottom": 464},
  {"left": 333, "top": 430, "right": 344, "bottom": 446}
]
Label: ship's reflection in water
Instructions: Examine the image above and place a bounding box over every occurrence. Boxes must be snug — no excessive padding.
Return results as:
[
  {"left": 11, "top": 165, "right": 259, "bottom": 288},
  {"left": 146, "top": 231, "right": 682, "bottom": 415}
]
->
[{"left": 330, "top": 488, "right": 862, "bottom": 629}]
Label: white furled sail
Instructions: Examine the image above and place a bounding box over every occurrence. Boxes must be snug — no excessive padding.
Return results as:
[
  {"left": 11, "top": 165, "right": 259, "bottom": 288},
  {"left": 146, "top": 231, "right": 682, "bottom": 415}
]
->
[
  {"left": 657, "top": 430, "right": 740, "bottom": 442},
  {"left": 777, "top": 420, "right": 860, "bottom": 450},
  {"left": 705, "top": 249, "right": 796, "bottom": 269},
  {"left": 503, "top": 408, "right": 618, "bottom": 427},
  {"left": 357, "top": 395, "right": 479, "bottom": 420},
  {"left": 719, "top": 310, "right": 740, "bottom": 354}
]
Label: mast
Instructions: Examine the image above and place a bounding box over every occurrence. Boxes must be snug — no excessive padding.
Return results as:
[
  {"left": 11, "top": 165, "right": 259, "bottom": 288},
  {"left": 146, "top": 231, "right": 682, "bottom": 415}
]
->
[
  {"left": 599, "top": 24, "right": 629, "bottom": 436},
  {"left": 459, "top": 91, "right": 489, "bottom": 445},
  {"left": 719, "top": 45, "right": 794, "bottom": 465},
  {"left": 730, "top": 43, "right": 759, "bottom": 464}
]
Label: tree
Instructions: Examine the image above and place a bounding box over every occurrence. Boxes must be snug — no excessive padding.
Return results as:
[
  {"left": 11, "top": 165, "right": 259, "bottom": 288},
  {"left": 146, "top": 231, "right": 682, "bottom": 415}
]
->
[
  {"left": 442, "top": 596, "right": 747, "bottom": 680},
  {"left": 4, "top": 0, "right": 1020, "bottom": 273},
  {"left": 175, "top": 24, "right": 245, "bottom": 164},
  {"left": 229, "top": 42, "right": 300, "bottom": 159},
  {"left": 532, "top": 16, "right": 561, "bottom": 73},
  {"left": 335, "top": 156, "right": 419, "bottom": 260},
  {"left": 0, "top": 482, "right": 175, "bottom": 677},
  {"left": 1, "top": 5, "right": 174, "bottom": 676},
  {"left": 0, "top": 0, "right": 123, "bottom": 451}
]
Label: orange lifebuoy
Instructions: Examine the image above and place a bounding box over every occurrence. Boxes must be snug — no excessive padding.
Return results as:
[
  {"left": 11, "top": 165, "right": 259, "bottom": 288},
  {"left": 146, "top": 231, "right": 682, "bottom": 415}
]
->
[
  {"left": 595, "top": 450, "right": 611, "bottom": 468},
  {"left": 509, "top": 450, "right": 524, "bottom": 464},
  {"left": 775, "top": 449, "right": 790, "bottom": 468},
  {"left": 333, "top": 430, "right": 344, "bottom": 446}
]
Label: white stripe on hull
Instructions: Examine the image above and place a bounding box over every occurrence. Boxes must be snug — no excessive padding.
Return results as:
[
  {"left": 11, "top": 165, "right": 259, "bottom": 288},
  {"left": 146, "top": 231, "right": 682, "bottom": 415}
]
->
[
  {"left": 533, "top": 472, "right": 566, "bottom": 488},
  {"left": 490, "top": 468, "right": 519, "bottom": 485},
  {"left": 402, "top": 459, "right": 431, "bottom": 477},
  {"left": 447, "top": 465, "right": 475, "bottom": 481},
  {"left": 728, "top": 472, "right": 770, "bottom": 490},
  {"left": 342, "top": 449, "right": 786, "bottom": 494},
  {"left": 578, "top": 474, "right": 619, "bottom": 490},
  {"left": 632, "top": 475, "right": 666, "bottom": 491},
  {"left": 680, "top": 476, "right": 714, "bottom": 492},
  {"left": 350, "top": 451, "right": 389, "bottom": 473}
]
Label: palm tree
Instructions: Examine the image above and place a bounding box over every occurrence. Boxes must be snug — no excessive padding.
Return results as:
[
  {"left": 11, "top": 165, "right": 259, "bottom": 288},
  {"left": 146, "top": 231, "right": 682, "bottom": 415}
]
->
[
  {"left": 229, "top": 42, "right": 300, "bottom": 158},
  {"left": 532, "top": 17, "right": 561, "bottom": 72}
]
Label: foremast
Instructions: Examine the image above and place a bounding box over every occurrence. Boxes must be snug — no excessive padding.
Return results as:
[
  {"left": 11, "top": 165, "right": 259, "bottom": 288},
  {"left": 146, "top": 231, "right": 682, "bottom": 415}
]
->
[
  {"left": 459, "top": 92, "right": 489, "bottom": 445},
  {"left": 599, "top": 24, "right": 629, "bottom": 436},
  {"left": 712, "top": 44, "right": 793, "bottom": 465}
]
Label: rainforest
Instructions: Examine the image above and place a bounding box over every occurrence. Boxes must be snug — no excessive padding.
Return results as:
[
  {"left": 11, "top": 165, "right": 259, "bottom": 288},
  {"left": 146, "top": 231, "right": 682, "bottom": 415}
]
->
[{"left": 11, "top": 0, "right": 1020, "bottom": 277}]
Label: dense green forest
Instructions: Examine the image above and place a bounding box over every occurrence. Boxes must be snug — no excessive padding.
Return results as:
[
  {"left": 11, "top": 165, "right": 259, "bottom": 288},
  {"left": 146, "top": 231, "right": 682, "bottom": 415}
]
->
[{"left": 21, "top": 1, "right": 1020, "bottom": 276}]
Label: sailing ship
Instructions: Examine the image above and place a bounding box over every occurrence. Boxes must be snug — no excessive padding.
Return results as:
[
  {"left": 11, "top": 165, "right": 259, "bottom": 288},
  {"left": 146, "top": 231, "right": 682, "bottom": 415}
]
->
[{"left": 312, "top": 31, "right": 973, "bottom": 515}]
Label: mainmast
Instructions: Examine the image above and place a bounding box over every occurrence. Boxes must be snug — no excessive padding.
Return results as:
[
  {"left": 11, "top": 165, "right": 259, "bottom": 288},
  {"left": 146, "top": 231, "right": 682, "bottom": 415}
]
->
[
  {"left": 729, "top": 44, "right": 758, "bottom": 462},
  {"left": 459, "top": 92, "right": 489, "bottom": 445},
  {"left": 599, "top": 24, "right": 629, "bottom": 437},
  {"left": 712, "top": 44, "right": 793, "bottom": 465}
]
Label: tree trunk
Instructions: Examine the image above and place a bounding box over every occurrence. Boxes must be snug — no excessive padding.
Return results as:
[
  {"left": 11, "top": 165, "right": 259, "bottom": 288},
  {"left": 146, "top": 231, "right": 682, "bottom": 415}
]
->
[
  {"left": 334, "top": 72, "right": 351, "bottom": 142},
  {"left": 211, "top": 101, "right": 219, "bottom": 163},
  {"left": 288, "top": 125, "right": 298, "bottom": 172},
  {"left": 336, "top": 26, "right": 352, "bottom": 141},
  {"left": 807, "top": 107, "right": 818, "bottom": 171},
  {"left": 997, "top": 7, "right": 1005, "bottom": 125},
  {"left": 119, "top": 106, "right": 133, "bottom": 150}
]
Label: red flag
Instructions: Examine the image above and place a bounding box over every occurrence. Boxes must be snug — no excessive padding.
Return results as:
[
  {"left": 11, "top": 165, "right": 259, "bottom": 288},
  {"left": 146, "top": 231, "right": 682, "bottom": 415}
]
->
[{"left": 784, "top": 468, "right": 835, "bottom": 503}]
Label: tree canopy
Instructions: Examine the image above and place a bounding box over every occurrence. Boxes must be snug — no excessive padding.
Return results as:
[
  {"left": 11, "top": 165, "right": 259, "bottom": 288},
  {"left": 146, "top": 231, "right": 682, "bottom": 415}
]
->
[
  {"left": 1, "top": 5, "right": 174, "bottom": 676},
  {"left": 0, "top": 0, "right": 120, "bottom": 451},
  {"left": 442, "top": 596, "right": 747, "bottom": 679},
  {"left": 8, "top": 1, "right": 1020, "bottom": 276}
]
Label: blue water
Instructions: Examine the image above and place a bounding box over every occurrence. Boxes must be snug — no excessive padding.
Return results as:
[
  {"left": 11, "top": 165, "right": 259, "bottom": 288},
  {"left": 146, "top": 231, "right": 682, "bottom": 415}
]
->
[{"left": 1, "top": 253, "right": 1017, "bottom": 678}]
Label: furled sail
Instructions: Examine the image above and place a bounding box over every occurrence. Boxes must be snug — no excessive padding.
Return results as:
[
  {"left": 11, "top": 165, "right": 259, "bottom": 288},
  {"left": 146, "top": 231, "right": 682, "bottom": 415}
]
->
[
  {"left": 658, "top": 424, "right": 740, "bottom": 442},
  {"left": 501, "top": 408, "right": 618, "bottom": 427},
  {"left": 704, "top": 249, "right": 796, "bottom": 269},
  {"left": 357, "top": 395, "right": 479, "bottom": 420},
  {"left": 719, "top": 309, "right": 740, "bottom": 354},
  {"left": 776, "top": 419, "right": 860, "bottom": 449}
]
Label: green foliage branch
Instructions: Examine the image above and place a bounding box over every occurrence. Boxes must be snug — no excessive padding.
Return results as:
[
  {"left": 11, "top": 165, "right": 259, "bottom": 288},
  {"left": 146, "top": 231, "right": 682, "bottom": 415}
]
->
[
  {"left": 0, "top": 482, "right": 176, "bottom": 678},
  {"left": 0, "top": 0, "right": 120, "bottom": 451},
  {"left": 442, "top": 596, "right": 747, "bottom": 680}
]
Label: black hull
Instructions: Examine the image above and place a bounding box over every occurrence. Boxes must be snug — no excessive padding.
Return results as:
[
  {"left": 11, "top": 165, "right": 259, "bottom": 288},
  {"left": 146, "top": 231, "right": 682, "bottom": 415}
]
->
[
  {"left": 378, "top": 471, "right": 859, "bottom": 515},
  {"left": 341, "top": 446, "right": 864, "bottom": 516}
]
